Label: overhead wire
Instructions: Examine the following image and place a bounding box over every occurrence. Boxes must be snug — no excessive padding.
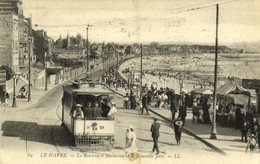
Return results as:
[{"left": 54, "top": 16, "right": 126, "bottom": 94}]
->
[{"left": 35, "top": 0, "right": 241, "bottom": 29}]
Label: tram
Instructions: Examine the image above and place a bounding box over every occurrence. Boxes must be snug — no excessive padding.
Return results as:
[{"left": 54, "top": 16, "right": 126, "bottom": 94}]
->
[{"left": 61, "top": 77, "right": 115, "bottom": 150}]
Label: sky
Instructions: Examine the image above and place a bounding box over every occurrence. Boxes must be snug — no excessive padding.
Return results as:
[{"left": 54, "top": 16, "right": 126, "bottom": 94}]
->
[{"left": 22, "top": 0, "right": 260, "bottom": 44}]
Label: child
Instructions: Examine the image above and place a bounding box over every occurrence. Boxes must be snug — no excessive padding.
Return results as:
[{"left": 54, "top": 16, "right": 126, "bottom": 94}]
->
[{"left": 245, "top": 134, "right": 257, "bottom": 153}]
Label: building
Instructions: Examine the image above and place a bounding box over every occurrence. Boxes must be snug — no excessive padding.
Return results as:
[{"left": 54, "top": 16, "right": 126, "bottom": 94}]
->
[
  {"left": 33, "top": 29, "right": 49, "bottom": 64},
  {"left": 0, "top": 0, "right": 34, "bottom": 102},
  {"left": 0, "top": 13, "right": 19, "bottom": 72}
]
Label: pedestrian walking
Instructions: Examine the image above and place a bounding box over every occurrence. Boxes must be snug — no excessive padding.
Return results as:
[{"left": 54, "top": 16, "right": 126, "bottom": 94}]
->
[
  {"left": 124, "top": 126, "right": 137, "bottom": 154},
  {"left": 130, "top": 92, "right": 136, "bottom": 110},
  {"left": 173, "top": 117, "right": 183, "bottom": 146},
  {"left": 170, "top": 99, "right": 176, "bottom": 121},
  {"left": 241, "top": 120, "right": 249, "bottom": 142},
  {"left": 150, "top": 118, "right": 160, "bottom": 154},
  {"left": 141, "top": 94, "right": 149, "bottom": 115},
  {"left": 178, "top": 105, "right": 187, "bottom": 126},
  {"left": 250, "top": 117, "right": 258, "bottom": 136},
  {"left": 123, "top": 93, "right": 130, "bottom": 109},
  {"left": 235, "top": 106, "right": 242, "bottom": 129}
]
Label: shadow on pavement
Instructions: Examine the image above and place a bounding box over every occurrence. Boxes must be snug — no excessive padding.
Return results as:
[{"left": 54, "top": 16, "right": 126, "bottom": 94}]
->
[
  {"left": 1, "top": 121, "right": 74, "bottom": 147},
  {"left": 137, "top": 137, "right": 175, "bottom": 146}
]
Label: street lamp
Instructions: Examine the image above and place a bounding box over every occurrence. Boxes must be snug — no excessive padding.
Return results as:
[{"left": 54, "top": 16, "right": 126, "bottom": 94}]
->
[
  {"left": 27, "top": 15, "right": 32, "bottom": 102},
  {"left": 12, "top": 72, "right": 20, "bottom": 108},
  {"left": 140, "top": 44, "right": 143, "bottom": 108},
  {"left": 27, "top": 37, "right": 31, "bottom": 102},
  {"left": 45, "top": 52, "right": 48, "bottom": 91},
  {"left": 86, "top": 25, "right": 91, "bottom": 72},
  {"left": 177, "top": 72, "right": 185, "bottom": 106},
  {"left": 210, "top": 4, "right": 219, "bottom": 140}
]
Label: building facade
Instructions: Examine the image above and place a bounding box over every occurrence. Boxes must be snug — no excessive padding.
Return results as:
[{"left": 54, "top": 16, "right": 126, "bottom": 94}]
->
[{"left": 0, "top": 0, "right": 34, "bottom": 102}]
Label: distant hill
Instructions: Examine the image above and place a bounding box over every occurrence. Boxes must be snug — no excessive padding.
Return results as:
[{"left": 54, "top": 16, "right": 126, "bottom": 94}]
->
[{"left": 228, "top": 42, "right": 260, "bottom": 53}]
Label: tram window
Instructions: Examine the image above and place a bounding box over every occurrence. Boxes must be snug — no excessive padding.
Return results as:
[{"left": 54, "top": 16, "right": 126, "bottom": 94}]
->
[
  {"left": 76, "top": 95, "right": 85, "bottom": 105},
  {"left": 63, "top": 92, "right": 72, "bottom": 109}
]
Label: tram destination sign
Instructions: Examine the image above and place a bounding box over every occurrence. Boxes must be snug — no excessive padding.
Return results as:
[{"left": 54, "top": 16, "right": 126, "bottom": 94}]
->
[
  {"left": 242, "top": 79, "right": 260, "bottom": 89},
  {"left": 0, "top": 70, "right": 6, "bottom": 85}
]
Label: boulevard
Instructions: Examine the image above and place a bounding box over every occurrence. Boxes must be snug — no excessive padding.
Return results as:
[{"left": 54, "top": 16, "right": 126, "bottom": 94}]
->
[{"left": 0, "top": 68, "right": 221, "bottom": 164}]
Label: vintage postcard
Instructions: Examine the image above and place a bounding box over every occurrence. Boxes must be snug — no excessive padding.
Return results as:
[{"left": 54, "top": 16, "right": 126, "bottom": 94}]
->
[{"left": 0, "top": 0, "right": 259, "bottom": 164}]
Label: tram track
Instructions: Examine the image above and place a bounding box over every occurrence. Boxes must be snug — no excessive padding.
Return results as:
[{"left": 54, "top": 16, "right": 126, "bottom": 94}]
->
[{"left": 25, "top": 100, "right": 63, "bottom": 155}]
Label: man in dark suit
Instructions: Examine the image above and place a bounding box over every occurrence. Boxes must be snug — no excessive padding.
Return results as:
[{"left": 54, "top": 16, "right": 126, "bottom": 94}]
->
[
  {"left": 141, "top": 93, "right": 149, "bottom": 115},
  {"left": 150, "top": 118, "right": 160, "bottom": 154}
]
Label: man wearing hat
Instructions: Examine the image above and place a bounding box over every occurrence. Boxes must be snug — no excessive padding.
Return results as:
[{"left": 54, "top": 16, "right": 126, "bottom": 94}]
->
[
  {"left": 141, "top": 93, "right": 149, "bottom": 115},
  {"left": 83, "top": 102, "right": 94, "bottom": 118},
  {"left": 150, "top": 118, "right": 160, "bottom": 154},
  {"left": 173, "top": 117, "right": 183, "bottom": 146},
  {"left": 93, "top": 101, "right": 103, "bottom": 118},
  {"left": 101, "top": 99, "right": 110, "bottom": 117},
  {"left": 73, "top": 104, "right": 84, "bottom": 119}
]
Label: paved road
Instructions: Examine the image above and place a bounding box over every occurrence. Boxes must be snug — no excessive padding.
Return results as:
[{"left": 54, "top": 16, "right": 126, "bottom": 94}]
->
[
  {"left": 0, "top": 71, "right": 224, "bottom": 164},
  {"left": 0, "top": 93, "right": 221, "bottom": 164}
]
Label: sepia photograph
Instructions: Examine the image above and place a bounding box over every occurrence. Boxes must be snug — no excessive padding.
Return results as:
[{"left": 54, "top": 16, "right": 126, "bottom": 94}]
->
[{"left": 0, "top": 0, "right": 259, "bottom": 164}]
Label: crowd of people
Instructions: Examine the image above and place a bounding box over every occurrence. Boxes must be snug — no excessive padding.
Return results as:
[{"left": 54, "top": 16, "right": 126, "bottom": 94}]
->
[{"left": 100, "top": 67, "right": 260, "bottom": 153}]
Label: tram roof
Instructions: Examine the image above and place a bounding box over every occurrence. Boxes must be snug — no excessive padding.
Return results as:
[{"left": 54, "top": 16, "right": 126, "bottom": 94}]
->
[{"left": 63, "top": 83, "right": 114, "bottom": 95}]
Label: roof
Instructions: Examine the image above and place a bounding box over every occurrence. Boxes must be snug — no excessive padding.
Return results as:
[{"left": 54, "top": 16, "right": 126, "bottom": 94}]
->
[
  {"left": 191, "top": 88, "right": 213, "bottom": 95},
  {"left": 63, "top": 82, "right": 114, "bottom": 96},
  {"left": 216, "top": 82, "right": 250, "bottom": 96}
]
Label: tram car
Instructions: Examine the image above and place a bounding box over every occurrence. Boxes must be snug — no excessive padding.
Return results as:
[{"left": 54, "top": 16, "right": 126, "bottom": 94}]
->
[{"left": 61, "top": 77, "right": 115, "bottom": 150}]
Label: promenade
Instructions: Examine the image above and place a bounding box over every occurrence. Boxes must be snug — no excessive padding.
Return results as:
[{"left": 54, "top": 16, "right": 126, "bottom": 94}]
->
[{"left": 112, "top": 87, "right": 260, "bottom": 157}]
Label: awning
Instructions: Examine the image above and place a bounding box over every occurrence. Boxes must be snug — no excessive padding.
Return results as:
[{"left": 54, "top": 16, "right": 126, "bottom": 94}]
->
[
  {"left": 191, "top": 88, "right": 213, "bottom": 95},
  {"left": 217, "top": 82, "right": 250, "bottom": 96},
  {"left": 228, "top": 94, "right": 249, "bottom": 105}
]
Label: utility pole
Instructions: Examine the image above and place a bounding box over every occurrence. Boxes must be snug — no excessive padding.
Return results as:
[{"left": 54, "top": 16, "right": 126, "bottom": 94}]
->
[
  {"left": 140, "top": 44, "right": 143, "bottom": 99},
  {"left": 210, "top": 4, "right": 219, "bottom": 140},
  {"left": 27, "top": 15, "right": 32, "bottom": 102},
  {"left": 116, "top": 53, "right": 119, "bottom": 80},
  {"left": 86, "top": 25, "right": 90, "bottom": 72}
]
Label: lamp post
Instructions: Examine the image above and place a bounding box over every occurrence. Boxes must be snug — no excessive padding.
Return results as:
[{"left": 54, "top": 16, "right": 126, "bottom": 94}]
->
[
  {"left": 179, "top": 78, "right": 183, "bottom": 106},
  {"left": 176, "top": 72, "right": 185, "bottom": 106},
  {"left": 116, "top": 53, "right": 119, "bottom": 80},
  {"left": 210, "top": 4, "right": 219, "bottom": 140},
  {"left": 12, "top": 72, "right": 20, "bottom": 108},
  {"left": 27, "top": 37, "right": 31, "bottom": 102},
  {"left": 27, "top": 15, "right": 32, "bottom": 102},
  {"left": 45, "top": 52, "right": 48, "bottom": 91},
  {"left": 140, "top": 44, "right": 143, "bottom": 106}
]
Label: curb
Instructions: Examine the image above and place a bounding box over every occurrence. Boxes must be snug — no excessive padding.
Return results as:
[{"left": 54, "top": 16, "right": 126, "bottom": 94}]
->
[{"left": 147, "top": 108, "right": 227, "bottom": 155}]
